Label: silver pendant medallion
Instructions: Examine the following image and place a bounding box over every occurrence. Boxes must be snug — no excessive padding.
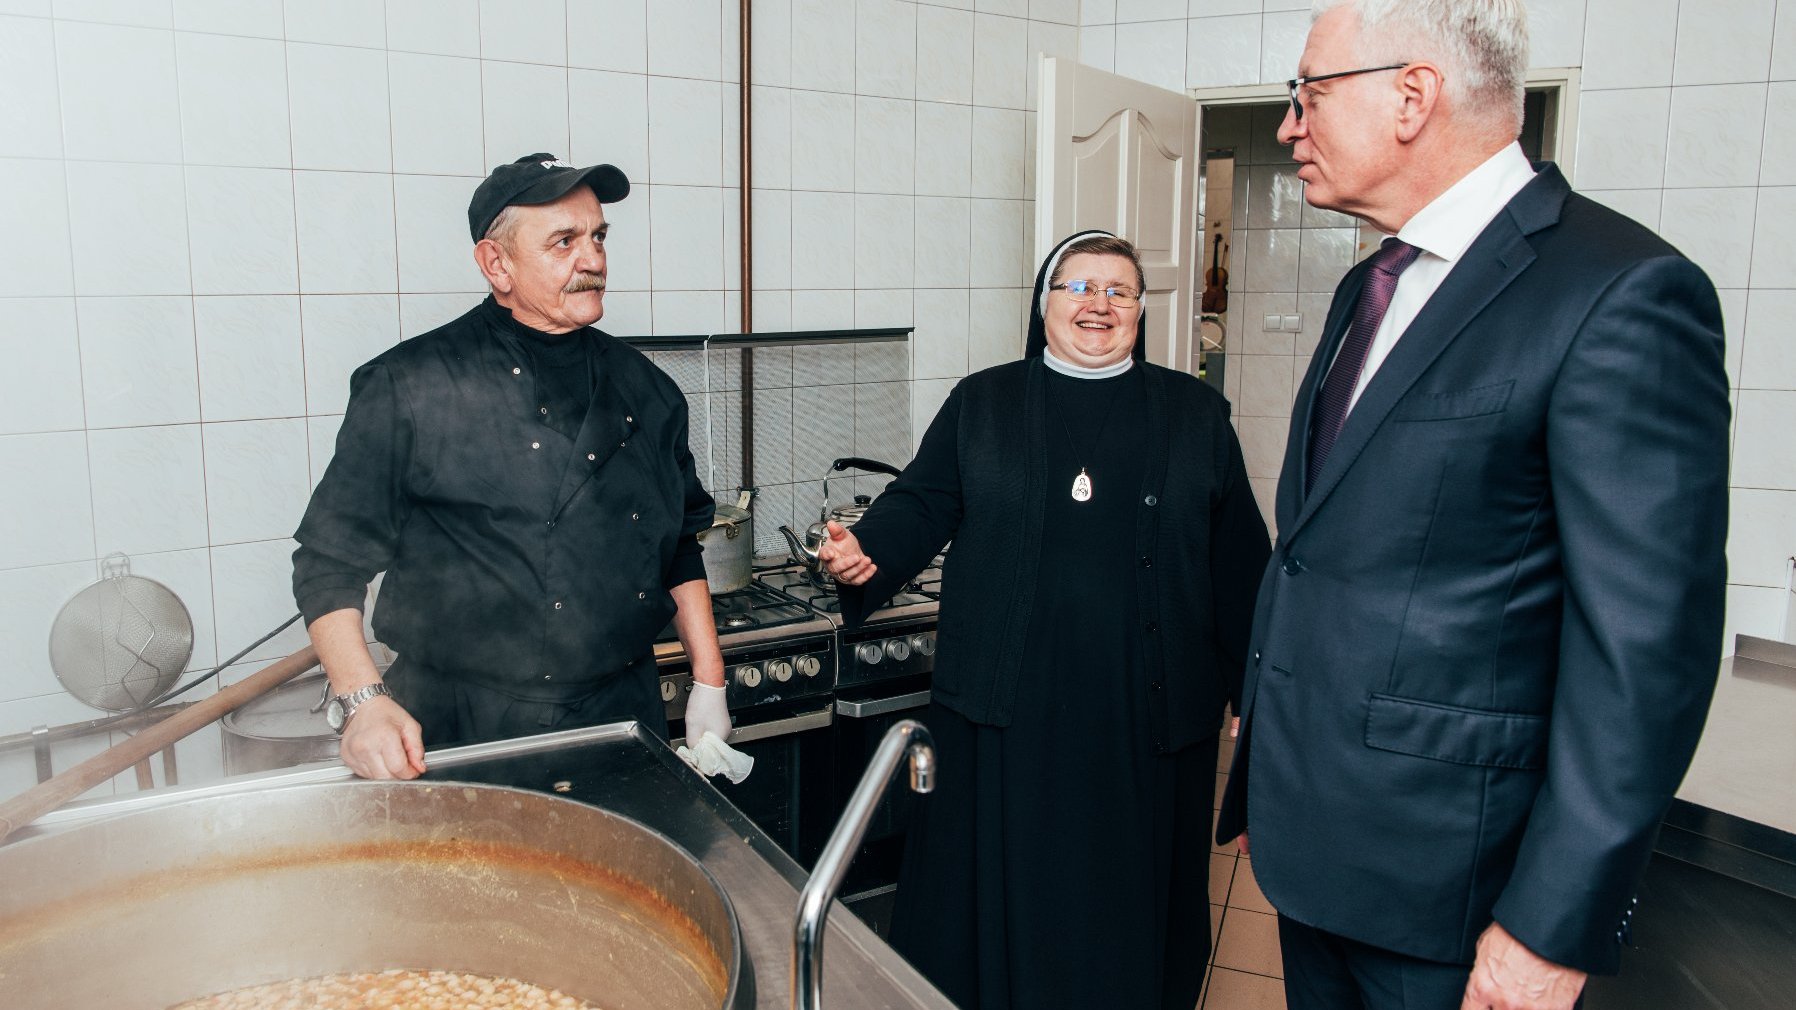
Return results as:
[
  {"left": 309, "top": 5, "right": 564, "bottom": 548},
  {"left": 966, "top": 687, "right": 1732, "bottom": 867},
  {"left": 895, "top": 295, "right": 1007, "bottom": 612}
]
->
[{"left": 1071, "top": 468, "right": 1093, "bottom": 502}]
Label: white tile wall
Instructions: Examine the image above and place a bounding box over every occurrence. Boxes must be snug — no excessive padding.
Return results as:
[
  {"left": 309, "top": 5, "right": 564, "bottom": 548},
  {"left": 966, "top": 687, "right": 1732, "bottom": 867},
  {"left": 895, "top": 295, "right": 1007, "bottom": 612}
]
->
[
  {"left": 385, "top": 0, "right": 477, "bottom": 58},
  {"left": 0, "top": 0, "right": 1123, "bottom": 790},
  {"left": 67, "top": 161, "right": 192, "bottom": 296},
  {"left": 56, "top": 21, "right": 183, "bottom": 163},
  {"left": 186, "top": 167, "right": 300, "bottom": 294},
  {"left": 0, "top": 17, "right": 61, "bottom": 159},
  {"left": 390, "top": 53, "right": 485, "bottom": 175},
  {"left": 195, "top": 296, "right": 306, "bottom": 422},
  {"left": 88, "top": 423, "right": 208, "bottom": 556},
  {"left": 76, "top": 296, "right": 201, "bottom": 428},
  {"left": 0, "top": 299, "right": 86, "bottom": 435}
]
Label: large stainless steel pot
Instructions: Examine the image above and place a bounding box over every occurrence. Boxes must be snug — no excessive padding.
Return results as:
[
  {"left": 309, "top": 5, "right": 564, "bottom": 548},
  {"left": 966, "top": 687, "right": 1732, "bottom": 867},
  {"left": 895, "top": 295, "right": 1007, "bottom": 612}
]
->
[
  {"left": 698, "top": 501, "right": 754, "bottom": 594},
  {"left": 0, "top": 781, "right": 742, "bottom": 1010},
  {"left": 218, "top": 668, "right": 341, "bottom": 774}
]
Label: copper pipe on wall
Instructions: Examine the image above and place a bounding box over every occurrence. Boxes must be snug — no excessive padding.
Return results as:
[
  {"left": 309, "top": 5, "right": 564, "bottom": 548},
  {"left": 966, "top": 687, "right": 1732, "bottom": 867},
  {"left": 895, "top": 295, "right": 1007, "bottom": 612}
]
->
[{"left": 737, "top": 0, "right": 755, "bottom": 488}]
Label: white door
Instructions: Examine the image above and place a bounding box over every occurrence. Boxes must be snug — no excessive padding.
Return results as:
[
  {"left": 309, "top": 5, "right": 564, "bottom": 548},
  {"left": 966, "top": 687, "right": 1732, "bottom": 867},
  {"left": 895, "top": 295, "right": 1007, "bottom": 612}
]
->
[{"left": 1035, "top": 57, "right": 1199, "bottom": 373}]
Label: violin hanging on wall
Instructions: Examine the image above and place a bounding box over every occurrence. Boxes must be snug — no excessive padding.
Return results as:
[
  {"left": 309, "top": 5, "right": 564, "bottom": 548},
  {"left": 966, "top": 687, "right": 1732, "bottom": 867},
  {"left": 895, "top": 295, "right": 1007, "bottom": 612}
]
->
[{"left": 1201, "top": 231, "right": 1229, "bottom": 314}]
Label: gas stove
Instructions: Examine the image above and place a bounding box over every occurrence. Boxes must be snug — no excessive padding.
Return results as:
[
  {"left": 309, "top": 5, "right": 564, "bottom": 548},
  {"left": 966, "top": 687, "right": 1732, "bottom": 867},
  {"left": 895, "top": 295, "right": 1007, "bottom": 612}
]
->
[
  {"left": 651, "top": 554, "right": 946, "bottom": 933},
  {"left": 752, "top": 558, "right": 944, "bottom": 627},
  {"left": 654, "top": 556, "right": 946, "bottom": 712}
]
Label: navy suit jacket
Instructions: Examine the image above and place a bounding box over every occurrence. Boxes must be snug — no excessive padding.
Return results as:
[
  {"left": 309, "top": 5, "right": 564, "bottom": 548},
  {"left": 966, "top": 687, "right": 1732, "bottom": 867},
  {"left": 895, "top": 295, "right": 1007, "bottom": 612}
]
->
[{"left": 1215, "top": 164, "right": 1730, "bottom": 974}]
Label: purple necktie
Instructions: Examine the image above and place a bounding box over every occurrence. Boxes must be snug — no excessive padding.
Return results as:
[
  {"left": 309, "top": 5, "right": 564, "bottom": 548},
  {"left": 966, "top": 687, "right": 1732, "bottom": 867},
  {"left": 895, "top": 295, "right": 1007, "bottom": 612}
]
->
[{"left": 1307, "top": 238, "right": 1422, "bottom": 487}]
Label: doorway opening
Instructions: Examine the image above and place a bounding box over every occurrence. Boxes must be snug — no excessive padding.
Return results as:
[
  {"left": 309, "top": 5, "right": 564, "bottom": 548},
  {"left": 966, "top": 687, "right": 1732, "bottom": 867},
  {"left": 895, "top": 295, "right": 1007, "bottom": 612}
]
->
[{"left": 1190, "top": 73, "right": 1577, "bottom": 397}]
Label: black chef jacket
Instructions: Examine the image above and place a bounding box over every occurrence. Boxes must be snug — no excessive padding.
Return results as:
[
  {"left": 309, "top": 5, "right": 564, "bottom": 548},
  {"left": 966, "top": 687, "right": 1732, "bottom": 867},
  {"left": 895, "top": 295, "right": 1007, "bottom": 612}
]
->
[{"left": 292, "top": 296, "right": 713, "bottom": 701}]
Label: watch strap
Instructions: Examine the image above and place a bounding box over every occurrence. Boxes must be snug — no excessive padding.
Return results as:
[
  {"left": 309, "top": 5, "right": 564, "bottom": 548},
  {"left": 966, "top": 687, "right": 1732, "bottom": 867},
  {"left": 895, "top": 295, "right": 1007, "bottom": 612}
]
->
[{"left": 331, "top": 681, "right": 393, "bottom": 731}]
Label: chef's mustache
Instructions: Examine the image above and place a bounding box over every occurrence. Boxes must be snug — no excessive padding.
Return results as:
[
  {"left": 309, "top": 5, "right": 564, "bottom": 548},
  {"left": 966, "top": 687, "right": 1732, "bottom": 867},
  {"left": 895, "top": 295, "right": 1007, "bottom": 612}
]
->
[{"left": 564, "top": 273, "right": 606, "bottom": 293}]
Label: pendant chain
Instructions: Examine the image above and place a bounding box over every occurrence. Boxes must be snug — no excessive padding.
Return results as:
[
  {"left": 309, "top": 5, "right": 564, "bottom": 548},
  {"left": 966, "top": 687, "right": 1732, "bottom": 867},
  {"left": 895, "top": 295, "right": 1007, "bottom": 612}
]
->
[{"left": 1055, "top": 378, "right": 1126, "bottom": 502}]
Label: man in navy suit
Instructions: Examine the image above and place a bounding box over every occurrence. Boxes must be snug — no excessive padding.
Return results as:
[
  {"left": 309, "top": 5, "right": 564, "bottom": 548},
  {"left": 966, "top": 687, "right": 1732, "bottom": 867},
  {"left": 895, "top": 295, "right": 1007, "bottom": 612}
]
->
[{"left": 1215, "top": 2, "right": 1731, "bottom": 1008}]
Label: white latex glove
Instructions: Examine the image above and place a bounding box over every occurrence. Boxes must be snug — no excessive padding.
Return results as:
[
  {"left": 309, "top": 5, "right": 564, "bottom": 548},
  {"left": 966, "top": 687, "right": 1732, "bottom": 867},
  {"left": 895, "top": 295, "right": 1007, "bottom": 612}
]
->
[
  {"left": 677, "top": 732, "right": 755, "bottom": 784},
  {"left": 684, "top": 682, "right": 732, "bottom": 744}
]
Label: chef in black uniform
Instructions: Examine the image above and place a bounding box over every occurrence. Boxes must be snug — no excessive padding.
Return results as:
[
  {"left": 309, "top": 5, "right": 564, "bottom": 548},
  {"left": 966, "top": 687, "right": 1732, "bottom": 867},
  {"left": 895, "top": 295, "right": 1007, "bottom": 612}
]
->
[
  {"left": 818, "top": 231, "right": 1271, "bottom": 1009},
  {"left": 292, "top": 154, "right": 731, "bottom": 780}
]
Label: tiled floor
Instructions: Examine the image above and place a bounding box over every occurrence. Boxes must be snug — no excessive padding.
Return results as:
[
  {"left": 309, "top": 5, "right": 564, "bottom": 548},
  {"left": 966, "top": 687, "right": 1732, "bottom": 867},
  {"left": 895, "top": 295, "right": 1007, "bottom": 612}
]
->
[{"left": 1201, "top": 733, "right": 1289, "bottom": 1009}]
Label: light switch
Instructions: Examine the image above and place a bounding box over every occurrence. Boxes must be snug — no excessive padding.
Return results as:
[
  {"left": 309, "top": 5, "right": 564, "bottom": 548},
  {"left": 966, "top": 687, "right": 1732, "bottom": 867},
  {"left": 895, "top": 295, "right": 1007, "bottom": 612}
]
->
[
  {"left": 1282, "top": 314, "right": 1303, "bottom": 332},
  {"left": 1263, "top": 313, "right": 1282, "bottom": 332}
]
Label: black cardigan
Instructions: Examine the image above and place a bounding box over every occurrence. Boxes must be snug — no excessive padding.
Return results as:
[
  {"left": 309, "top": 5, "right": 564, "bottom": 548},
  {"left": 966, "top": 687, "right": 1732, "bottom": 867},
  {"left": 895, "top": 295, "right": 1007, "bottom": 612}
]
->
[{"left": 843, "top": 357, "right": 1270, "bottom": 751}]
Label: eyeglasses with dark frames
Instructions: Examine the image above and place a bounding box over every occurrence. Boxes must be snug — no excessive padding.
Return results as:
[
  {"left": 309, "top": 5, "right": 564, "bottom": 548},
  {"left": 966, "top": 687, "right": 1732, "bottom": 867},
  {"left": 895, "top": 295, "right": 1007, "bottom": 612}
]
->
[{"left": 1285, "top": 63, "right": 1409, "bottom": 120}]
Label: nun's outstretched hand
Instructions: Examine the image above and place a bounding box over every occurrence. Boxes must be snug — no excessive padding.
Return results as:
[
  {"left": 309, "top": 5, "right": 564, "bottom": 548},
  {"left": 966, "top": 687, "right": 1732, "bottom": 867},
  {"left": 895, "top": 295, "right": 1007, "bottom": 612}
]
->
[{"left": 817, "top": 520, "right": 877, "bottom": 585}]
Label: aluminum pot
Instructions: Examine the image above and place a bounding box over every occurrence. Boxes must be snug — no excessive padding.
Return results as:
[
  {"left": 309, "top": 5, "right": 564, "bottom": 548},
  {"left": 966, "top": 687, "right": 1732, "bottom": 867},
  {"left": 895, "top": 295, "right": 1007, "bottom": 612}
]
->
[
  {"left": 218, "top": 667, "right": 341, "bottom": 775},
  {"left": 698, "top": 499, "right": 754, "bottom": 594},
  {"left": 0, "top": 781, "right": 742, "bottom": 1010}
]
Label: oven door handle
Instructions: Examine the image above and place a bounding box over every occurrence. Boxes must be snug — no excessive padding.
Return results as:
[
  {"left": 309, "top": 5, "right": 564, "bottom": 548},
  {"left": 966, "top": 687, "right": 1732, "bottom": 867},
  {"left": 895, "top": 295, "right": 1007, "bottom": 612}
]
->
[
  {"left": 683, "top": 707, "right": 835, "bottom": 747},
  {"left": 833, "top": 690, "right": 932, "bottom": 719}
]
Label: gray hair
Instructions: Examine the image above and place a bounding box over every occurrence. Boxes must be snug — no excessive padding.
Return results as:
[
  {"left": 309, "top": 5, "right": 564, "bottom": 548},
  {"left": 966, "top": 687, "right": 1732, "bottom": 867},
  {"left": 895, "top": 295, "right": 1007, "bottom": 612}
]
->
[
  {"left": 1313, "top": 0, "right": 1529, "bottom": 132},
  {"left": 482, "top": 204, "right": 525, "bottom": 249}
]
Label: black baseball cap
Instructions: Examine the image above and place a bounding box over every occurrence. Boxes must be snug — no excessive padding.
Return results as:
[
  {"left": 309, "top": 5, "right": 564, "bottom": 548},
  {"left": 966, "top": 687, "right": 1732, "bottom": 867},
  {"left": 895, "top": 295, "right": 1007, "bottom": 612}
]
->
[{"left": 467, "top": 153, "right": 630, "bottom": 241}]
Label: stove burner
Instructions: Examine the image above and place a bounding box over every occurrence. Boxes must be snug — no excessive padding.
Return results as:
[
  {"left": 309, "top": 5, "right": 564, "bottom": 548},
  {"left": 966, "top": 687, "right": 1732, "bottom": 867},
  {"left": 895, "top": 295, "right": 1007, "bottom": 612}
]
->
[{"left": 722, "top": 613, "right": 756, "bottom": 629}]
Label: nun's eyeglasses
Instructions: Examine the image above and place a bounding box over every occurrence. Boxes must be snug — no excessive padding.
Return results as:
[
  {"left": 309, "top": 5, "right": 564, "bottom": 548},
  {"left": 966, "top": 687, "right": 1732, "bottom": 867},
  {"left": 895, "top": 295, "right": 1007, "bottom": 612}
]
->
[
  {"left": 1285, "top": 63, "right": 1408, "bottom": 120},
  {"left": 1051, "top": 279, "right": 1141, "bottom": 307}
]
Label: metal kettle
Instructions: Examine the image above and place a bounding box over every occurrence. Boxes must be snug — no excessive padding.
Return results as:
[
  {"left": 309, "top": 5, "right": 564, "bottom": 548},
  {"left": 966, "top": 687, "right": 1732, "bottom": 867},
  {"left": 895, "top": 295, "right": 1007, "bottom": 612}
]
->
[{"left": 778, "top": 457, "right": 902, "bottom": 576}]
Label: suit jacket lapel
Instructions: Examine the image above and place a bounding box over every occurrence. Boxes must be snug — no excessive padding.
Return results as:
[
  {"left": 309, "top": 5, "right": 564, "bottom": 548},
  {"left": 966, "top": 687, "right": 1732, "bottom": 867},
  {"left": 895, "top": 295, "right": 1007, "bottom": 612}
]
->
[{"left": 1283, "top": 167, "right": 1568, "bottom": 540}]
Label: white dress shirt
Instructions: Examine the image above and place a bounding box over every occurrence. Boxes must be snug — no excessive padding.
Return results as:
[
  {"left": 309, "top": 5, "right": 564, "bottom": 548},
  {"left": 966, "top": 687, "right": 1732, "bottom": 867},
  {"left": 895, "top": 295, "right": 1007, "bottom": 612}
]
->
[{"left": 1344, "top": 142, "right": 1537, "bottom": 411}]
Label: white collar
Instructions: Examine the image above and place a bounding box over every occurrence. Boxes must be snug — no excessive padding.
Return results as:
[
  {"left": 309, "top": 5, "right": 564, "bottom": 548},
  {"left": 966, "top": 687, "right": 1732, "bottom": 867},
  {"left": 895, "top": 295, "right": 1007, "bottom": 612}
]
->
[
  {"left": 1043, "top": 347, "right": 1134, "bottom": 379},
  {"left": 1391, "top": 142, "right": 1537, "bottom": 265}
]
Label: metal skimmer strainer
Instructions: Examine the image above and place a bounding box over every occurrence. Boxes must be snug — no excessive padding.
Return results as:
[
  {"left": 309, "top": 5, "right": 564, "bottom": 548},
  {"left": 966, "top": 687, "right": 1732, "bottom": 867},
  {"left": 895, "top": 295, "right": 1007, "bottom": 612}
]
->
[{"left": 47, "top": 553, "right": 195, "bottom": 713}]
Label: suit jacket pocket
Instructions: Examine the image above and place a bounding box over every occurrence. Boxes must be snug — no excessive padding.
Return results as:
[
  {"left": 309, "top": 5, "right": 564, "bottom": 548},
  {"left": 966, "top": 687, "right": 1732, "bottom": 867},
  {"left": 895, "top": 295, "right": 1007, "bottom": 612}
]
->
[
  {"left": 1364, "top": 693, "right": 1547, "bottom": 769},
  {"left": 1392, "top": 381, "right": 1513, "bottom": 421}
]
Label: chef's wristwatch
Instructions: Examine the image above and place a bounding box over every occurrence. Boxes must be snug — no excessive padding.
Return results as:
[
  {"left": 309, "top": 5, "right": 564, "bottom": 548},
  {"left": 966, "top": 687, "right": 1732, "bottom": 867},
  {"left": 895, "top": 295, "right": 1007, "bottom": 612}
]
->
[{"left": 324, "top": 682, "right": 393, "bottom": 733}]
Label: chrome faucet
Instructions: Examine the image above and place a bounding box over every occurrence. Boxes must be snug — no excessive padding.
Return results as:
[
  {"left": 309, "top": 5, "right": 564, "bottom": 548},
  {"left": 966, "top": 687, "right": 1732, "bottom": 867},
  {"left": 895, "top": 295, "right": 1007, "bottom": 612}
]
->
[{"left": 792, "top": 719, "right": 935, "bottom": 1010}]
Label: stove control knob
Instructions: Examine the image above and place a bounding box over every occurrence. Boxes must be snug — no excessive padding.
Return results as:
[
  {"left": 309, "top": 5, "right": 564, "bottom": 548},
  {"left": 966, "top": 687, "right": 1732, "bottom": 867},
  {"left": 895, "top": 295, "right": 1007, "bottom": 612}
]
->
[
  {"left": 884, "top": 637, "right": 912, "bottom": 662},
  {"left": 659, "top": 680, "right": 678, "bottom": 702},
  {"left": 910, "top": 633, "right": 936, "bottom": 657},
  {"left": 797, "top": 655, "right": 822, "bottom": 677},
  {"left": 856, "top": 642, "right": 884, "bottom": 665},
  {"left": 768, "top": 659, "right": 794, "bottom": 683},
  {"left": 735, "top": 664, "right": 763, "bottom": 688}
]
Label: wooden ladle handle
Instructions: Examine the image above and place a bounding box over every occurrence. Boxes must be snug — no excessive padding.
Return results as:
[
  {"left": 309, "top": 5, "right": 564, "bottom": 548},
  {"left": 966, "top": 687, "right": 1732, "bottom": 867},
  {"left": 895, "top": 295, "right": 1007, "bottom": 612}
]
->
[{"left": 0, "top": 644, "right": 319, "bottom": 844}]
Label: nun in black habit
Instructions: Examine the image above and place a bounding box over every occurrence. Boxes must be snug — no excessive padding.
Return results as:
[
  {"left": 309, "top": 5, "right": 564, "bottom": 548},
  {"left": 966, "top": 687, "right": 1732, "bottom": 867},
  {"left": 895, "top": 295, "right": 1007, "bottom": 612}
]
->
[{"left": 821, "top": 232, "right": 1271, "bottom": 1009}]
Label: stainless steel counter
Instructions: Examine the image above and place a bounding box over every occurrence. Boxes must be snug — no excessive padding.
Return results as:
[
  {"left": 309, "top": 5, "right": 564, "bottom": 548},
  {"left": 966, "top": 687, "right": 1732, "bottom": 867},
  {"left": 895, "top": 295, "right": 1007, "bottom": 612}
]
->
[{"left": 14, "top": 722, "right": 956, "bottom": 1010}]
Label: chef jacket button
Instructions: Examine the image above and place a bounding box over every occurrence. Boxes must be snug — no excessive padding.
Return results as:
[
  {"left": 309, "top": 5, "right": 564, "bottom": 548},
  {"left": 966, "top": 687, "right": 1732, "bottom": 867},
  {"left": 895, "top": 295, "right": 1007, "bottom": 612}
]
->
[
  {"left": 619, "top": 440, "right": 627, "bottom": 448},
  {"left": 531, "top": 441, "right": 541, "bottom": 450},
  {"left": 625, "top": 415, "right": 633, "bottom": 423},
  {"left": 544, "top": 674, "right": 552, "bottom": 680},
  {"left": 1140, "top": 555, "right": 1152, "bottom": 568},
  {"left": 545, "top": 520, "right": 555, "bottom": 528},
  {"left": 1144, "top": 621, "right": 1159, "bottom": 633},
  {"left": 1253, "top": 650, "right": 1262, "bottom": 664},
  {"left": 512, "top": 367, "right": 521, "bottom": 375},
  {"left": 587, "top": 452, "right": 596, "bottom": 461},
  {"left": 631, "top": 512, "right": 641, "bottom": 520},
  {"left": 637, "top": 591, "right": 647, "bottom": 600},
  {"left": 553, "top": 601, "right": 562, "bottom": 609},
  {"left": 1144, "top": 494, "right": 1158, "bottom": 506},
  {"left": 1152, "top": 742, "right": 1165, "bottom": 754},
  {"left": 1150, "top": 681, "right": 1163, "bottom": 691},
  {"left": 1281, "top": 557, "right": 1303, "bottom": 575},
  {"left": 540, "top": 406, "right": 548, "bottom": 415}
]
